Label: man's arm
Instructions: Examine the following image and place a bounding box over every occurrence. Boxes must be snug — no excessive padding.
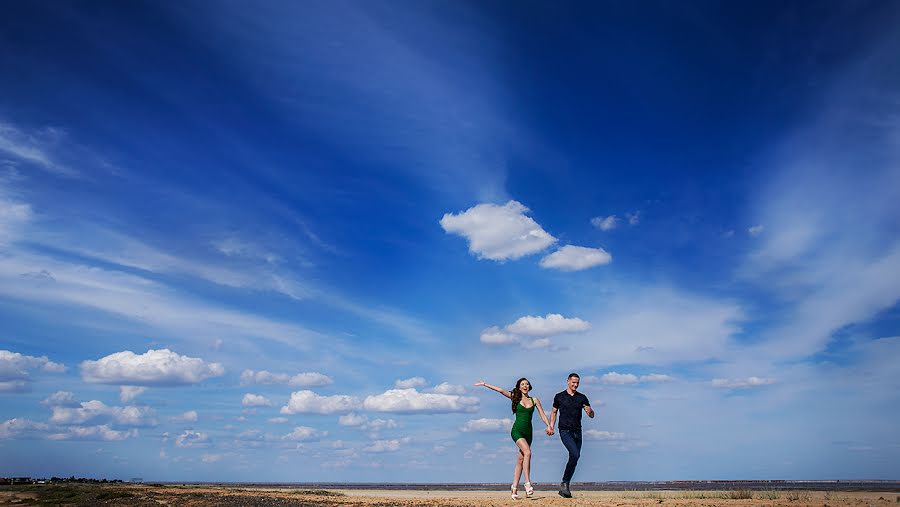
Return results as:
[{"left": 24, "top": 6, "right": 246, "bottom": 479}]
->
[
  {"left": 547, "top": 406, "right": 558, "bottom": 435},
  {"left": 584, "top": 404, "right": 595, "bottom": 418}
]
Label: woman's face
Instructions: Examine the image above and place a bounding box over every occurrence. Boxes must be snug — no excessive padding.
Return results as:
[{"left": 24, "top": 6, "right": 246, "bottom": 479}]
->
[{"left": 519, "top": 379, "right": 531, "bottom": 393}]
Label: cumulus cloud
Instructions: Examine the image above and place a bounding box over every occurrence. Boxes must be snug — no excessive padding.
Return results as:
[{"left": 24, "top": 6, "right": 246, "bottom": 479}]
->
[
  {"left": 540, "top": 245, "right": 612, "bottom": 271},
  {"left": 242, "top": 393, "right": 273, "bottom": 407},
  {"left": 80, "top": 349, "right": 224, "bottom": 386},
  {"left": 240, "top": 369, "right": 333, "bottom": 388},
  {"left": 507, "top": 314, "right": 591, "bottom": 337},
  {"left": 338, "top": 413, "right": 368, "bottom": 427},
  {"left": 440, "top": 201, "right": 556, "bottom": 261},
  {"left": 283, "top": 425, "right": 326, "bottom": 442},
  {"left": 748, "top": 224, "right": 765, "bottom": 237},
  {"left": 711, "top": 377, "right": 776, "bottom": 389},
  {"left": 394, "top": 376, "right": 427, "bottom": 389},
  {"left": 584, "top": 429, "right": 626, "bottom": 441},
  {"left": 171, "top": 410, "right": 198, "bottom": 423},
  {"left": 460, "top": 418, "right": 513, "bottom": 432},
  {"left": 479, "top": 326, "right": 518, "bottom": 345},
  {"left": 364, "top": 437, "right": 409, "bottom": 453},
  {"left": 591, "top": 215, "right": 618, "bottom": 231},
  {"left": 598, "top": 372, "right": 674, "bottom": 385},
  {"left": 175, "top": 429, "right": 210, "bottom": 448},
  {"left": 481, "top": 314, "right": 591, "bottom": 347},
  {"left": 48, "top": 425, "right": 138, "bottom": 441},
  {"left": 0, "top": 350, "right": 66, "bottom": 391},
  {"left": 42, "top": 391, "right": 78, "bottom": 407},
  {"left": 0, "top": 418, "right": 49, "bottom": 439},
  {"left": 49, "top": 400, "right": 158, "bottom": 427},
  {"left": 280, "top": 390, "right": 358, "bottom": 415},
  {"left": 120, "top": 386, "right": 147, "bottom": 403},
  {"left": 430, "top": 382, "right": 467, "bottom": 395},
  {"left": 363, "top": 388, "right": 478, "bottom": 413}
]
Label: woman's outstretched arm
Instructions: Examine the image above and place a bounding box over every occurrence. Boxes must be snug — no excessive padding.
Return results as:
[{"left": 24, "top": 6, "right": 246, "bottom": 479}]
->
[
  {"left": 534, "top": 397, "right": 552, "bottom": 429},
  {"left": 473, "top": 381, "right": 512, "bottom": 399}
]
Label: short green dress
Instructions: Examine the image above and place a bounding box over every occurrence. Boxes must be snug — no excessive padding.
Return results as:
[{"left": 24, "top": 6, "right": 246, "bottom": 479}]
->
[{"left": 510, "top": 396, "right": 535, "bottom": 445}]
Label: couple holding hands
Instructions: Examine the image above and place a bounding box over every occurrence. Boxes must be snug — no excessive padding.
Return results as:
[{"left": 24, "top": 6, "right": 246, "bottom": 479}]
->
[{"left": 474, "top": 373, "right": 594, "bottom": 499}]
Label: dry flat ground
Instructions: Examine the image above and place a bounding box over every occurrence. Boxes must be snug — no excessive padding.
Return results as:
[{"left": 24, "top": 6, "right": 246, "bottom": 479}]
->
[{"left": 1, "top": 485, "right": 898, "bottom": 507}]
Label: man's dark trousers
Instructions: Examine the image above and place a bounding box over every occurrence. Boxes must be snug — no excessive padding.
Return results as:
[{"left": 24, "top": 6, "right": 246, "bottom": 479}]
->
[{"left": 559, "top": 429, "right": 582, "bottom": 482}]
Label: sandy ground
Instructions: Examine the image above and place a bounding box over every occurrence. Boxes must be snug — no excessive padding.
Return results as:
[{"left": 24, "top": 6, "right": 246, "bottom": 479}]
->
[{"left": 1, "top": 484, "right": 898, "bottom": 506}]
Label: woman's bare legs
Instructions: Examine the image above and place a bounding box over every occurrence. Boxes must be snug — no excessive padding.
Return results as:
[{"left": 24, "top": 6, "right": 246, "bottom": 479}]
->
[{"left": 515, "top": 438, "right": 533, "bottom": 487}]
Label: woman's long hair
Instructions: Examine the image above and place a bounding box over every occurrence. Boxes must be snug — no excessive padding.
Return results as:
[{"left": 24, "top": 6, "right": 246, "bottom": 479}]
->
[{"left": 510, "top": 377, "right": 529, "bottom": 413}]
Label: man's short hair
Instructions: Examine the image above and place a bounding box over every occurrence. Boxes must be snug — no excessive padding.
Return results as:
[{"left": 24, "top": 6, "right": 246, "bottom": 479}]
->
[{"left": 568, "top": 373, "right": 580, "bottom": 380}]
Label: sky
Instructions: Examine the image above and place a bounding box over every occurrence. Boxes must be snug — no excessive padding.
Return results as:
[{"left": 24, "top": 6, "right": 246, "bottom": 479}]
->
[{"left": 1, "top": 0, "right": 899, "bottom": 482}]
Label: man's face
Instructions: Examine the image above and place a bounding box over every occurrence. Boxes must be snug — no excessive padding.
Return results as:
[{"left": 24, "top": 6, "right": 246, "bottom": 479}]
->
[{"left": 567, "top": 376, "right": 580, "bottom": 392}]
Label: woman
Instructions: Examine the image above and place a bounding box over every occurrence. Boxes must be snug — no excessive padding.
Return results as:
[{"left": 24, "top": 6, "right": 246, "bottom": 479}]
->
[{"left": 474, "top": 378, "right": 552, "bottom": 499}]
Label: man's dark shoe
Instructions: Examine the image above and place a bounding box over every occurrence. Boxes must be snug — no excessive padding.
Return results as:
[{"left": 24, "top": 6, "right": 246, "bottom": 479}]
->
[{"left": 558, "top": 482, "right": 572, "bottom": 498}]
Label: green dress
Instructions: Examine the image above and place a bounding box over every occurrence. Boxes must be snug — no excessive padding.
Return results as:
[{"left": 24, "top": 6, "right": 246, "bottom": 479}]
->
[{"left": 510, "top": 396, "right": 535, "bottom": 445}]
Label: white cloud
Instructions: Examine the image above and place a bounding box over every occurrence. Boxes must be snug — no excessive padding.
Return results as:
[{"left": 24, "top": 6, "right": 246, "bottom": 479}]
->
[
  {"left": 120, "top": 386, "right": 147, "bottom": 403},
  {"left": 280, "top": 390, "right": 358, "bottom": 415},
  {"left": 0, "top": 350, "right": 66, "bottom": 387},
  {"left": 175, "top": 430, "right": 210, "bottom": 448},
  {"left": 479, "top": 326, "right": 518, "bottom": 345},
  {"left": 283, "top": 426, "right": 326, "bottom": 442},
  {"left": 440, "top": 201, "right": 556, "bottom": 261},
  {"left": 0, "top": 418, "right": 49, "bottom": 439},
  {"left": 591, "top": 215, "right": 618, "bottom": 231},
  {"left": 599, "top": 372, "right": 675, "bottom": 385},
  {"left": 171, "top": 410, "right": 198, "bottom": 423},
  {"left": 243, "top": 393, "right": 273, "bottom": 407},
  {"left": 601, "top": 372, "right": 639, "bottom": 385},
  {"left": 42, "top": 391, "right": 78, "bottom": 407},
  {"left": 0, "top": 121, "right": 76, "bottom": 177},
  {"left": 364, "top": 438, "right": 409, "bottom": 453},
  {"left": 49, "top": 400, "right": 158, "bottom": 427},
  {"left": 201, "top": 453, "right": 224, "bottom": 463},
  {"left": 363, "top": 388, "right": 478, "bottom": 413},
  {"left": 748, "top": 224, "right": 765, "bottom": 237},
  {"left": 338, "top": 413, "right": 368, "bottom": 427},
  {"left": 240, "top": 369, "right": 333, "bottom": 388},
  {"left": 506, "top": 314, "right": 591, "bottom": 337},
  {"left": 81, "top": 349, "right": 224, "bottom": 386},
  {"left": 268, "top": 417, "right": 289, "bottom": 424},
  {"left": 626, "top": 211, "right": 640, "bottom": 226},
  {"left": 0, "top": 197, "right": 32, "bottom": 245},
  {"left": 523, "top": 338, "right": 552, "bottom": 350},
  {"left": 482, "top": 314, "right": 590, "bottom": 348},
  {"left": 584, "top": 429, "right": 626, "bottom": 441},
  {"left": 48, "top": 425, "right": 138, "bottom": 441},
  {"left": 366, "top": 418, "right": 398, "bottom": 431},
  {"left": 430, "top": 382, "right": 466, "bottom": 395},
  {"left": 394, "top": 376, "right": 427, "bottom": 389},
  {"left": 711, "top": 377, "right": 776, "bottom": 389},
  {"left": 540, "top": 245, "right": 612, "bottom": 271},
  {"left": 460, "top": 418, "right": 513, "bottom": 432}
]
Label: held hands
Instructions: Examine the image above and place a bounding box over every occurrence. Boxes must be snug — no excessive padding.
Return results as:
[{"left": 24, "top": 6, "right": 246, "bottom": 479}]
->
[{"left": 545, "top": 426, "right": 554, "bottom": 436}]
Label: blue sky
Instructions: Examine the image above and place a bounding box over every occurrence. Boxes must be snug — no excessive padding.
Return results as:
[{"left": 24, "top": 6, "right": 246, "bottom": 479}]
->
[{"left": 1, "top": 0, "right": 899, "bottom": 482}]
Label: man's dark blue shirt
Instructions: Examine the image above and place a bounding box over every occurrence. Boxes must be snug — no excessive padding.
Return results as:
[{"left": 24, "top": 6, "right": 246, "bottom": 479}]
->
[{"left": 553, "top": 391, "right": 590, "bottom": 431}]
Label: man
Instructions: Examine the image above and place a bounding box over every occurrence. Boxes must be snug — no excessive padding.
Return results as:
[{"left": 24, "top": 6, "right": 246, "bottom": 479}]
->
[{"left": 547, "top": 372, "right": 594, "bottom": 498}]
